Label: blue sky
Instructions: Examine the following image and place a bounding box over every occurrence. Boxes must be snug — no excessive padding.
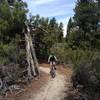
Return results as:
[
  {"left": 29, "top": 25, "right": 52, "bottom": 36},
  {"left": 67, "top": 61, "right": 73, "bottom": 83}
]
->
[{"left": 22, "top": 0, "right": 76, "bottom": 37}]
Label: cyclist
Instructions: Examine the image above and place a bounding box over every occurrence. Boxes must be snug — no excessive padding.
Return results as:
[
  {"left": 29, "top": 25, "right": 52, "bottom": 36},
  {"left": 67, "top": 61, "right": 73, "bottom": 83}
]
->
[
  {"left": 48, "top": 53, "right": 57, "bottom": 69},
  {"left": 48, "top": 53, "right": 57, "bottom": 78}
]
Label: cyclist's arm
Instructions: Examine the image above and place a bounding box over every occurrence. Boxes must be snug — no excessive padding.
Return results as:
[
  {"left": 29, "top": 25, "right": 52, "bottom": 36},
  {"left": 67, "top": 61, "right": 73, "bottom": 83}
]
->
[
  {"left": 54, "top": 56, "right": 57, "bottom": 62},
  {"left": 48, "top": 55, "right": 51, "bottom": 62}
]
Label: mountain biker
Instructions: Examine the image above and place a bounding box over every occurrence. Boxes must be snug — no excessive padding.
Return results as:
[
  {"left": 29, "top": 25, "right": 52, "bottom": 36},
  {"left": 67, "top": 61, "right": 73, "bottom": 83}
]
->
[{"left": 48, "top": 53, "right": 57, "bottom": 70}]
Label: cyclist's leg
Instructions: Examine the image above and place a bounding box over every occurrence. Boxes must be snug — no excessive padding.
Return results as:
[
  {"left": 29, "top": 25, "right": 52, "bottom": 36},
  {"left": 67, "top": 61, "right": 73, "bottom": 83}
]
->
[
  {"left": 53, "top": 62, "right": 56, "bottom": 70},
  {"left": 50, "top": 62, "right": 53, "bottom": 74},
  {"left": 50, "top": 62, "right": 53, "bottom": 70},
  {"left": 52, "top": 63, "right": 56, "bottom": 77},
  {"left": 50, "top": 62, "right": 55, "bottom": 78},
  {"left": 52, "top": 64, "right": 56, "bottom": 78}
]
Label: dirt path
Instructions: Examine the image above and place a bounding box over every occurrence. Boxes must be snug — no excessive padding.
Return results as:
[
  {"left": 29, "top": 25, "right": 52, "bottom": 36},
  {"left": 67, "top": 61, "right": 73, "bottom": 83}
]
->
[
  {"left": 12, "top": 64, "right": 73, "bottom": 100},
  {"left": 24, "top": 66, "right": 72, "bottom": 100}
]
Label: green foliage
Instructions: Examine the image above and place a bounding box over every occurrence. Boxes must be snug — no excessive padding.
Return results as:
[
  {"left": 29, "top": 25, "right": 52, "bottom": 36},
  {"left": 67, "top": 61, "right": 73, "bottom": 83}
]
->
[
  {"left": 0, "top": 37, "right": 26, "bottom": 65},
  {"left": 66, "top": 0, "right": 100, "bottom": 50},
  {"left": 67, "top": 0, "right": 100, "bottom": 64},
  {"left": 0, "top": 0, "right": 27, "bottom": 65},
  {"left": 51, "top": 43, "right": 67, "bottom": 63},
  {"left": 72, "top": 49, "right": 95, "bottom": 70},
  {"left": 30, "top": 15, "right": 64, "bottom": 60},
  {"left": 0, "top": 0, "right": 28, "bottom": 42},
  {"left": 0, "top": 43, "right": 16, "bottom": 64},
  {"left": 65, "top": 0, "right": 100, "bottom": 95},
  {"left": 67, "top": 17, "right": 73, "bottom": 37}
]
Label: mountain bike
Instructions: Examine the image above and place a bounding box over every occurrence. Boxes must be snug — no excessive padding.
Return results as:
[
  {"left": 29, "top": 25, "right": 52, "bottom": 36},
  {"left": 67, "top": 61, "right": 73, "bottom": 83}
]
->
[{"left": 50, "top": 63, "right": 56, "bottom": 78}]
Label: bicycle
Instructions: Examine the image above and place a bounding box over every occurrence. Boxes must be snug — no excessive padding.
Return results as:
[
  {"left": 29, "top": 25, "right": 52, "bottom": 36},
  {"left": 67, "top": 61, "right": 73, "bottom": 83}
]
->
[{"left": 50, "top": 63, "right": 56, "bottom": 78}]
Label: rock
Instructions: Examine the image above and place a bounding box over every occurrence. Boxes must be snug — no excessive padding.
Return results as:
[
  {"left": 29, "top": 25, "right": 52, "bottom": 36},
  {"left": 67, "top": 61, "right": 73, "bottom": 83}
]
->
[
  {"left": 79, "top": 94, "right": 88, "bottom": 100},
  {"left": 8, "top": 85, "right": 21, "bottom": 91}
]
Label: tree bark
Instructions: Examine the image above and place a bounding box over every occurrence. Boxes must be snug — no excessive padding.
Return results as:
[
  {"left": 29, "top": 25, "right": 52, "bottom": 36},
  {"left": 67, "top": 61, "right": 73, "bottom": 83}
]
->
[
  {"left": 28, "top": 31, "right": 40, "bottom": 76},
  {"left": 24, "top": 23, "right": 39, "bottom": 79},
  {"left": 0, "top": 78, "right": 3, "bottom": 90},
  {"left": 25, "top": 33, "right": 33, "bottom": 78}
]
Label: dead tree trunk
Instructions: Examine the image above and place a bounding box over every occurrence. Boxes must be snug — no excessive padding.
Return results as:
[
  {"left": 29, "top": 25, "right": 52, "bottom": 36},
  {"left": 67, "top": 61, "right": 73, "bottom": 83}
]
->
[
  {"left": 0, "top": 78, "right": 3, "bottom": 90},
  {"left": 25, "top": 33, "right": 34, "bottom": 78},
  {"left": 28, "top": 31, "right": 40, "bottom": 76},
  {"left": 24, "top": 23, "right": 39, "bottom": 79}
]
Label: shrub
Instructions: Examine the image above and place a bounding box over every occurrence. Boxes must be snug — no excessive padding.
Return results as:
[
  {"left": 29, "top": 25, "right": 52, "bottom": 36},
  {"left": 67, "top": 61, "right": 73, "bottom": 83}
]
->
[
  {"left": 72, "top": 51, "right": 100, "bottom": 93},
  {"left": 0, "top": 37, "right": 26, "bottom": 65}
]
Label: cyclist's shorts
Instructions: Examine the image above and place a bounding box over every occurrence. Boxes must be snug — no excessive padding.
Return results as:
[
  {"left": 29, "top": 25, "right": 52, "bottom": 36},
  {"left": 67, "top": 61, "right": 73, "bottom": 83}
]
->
[{"left": 50, "top": 62, "right": 56, "bottom": 66}]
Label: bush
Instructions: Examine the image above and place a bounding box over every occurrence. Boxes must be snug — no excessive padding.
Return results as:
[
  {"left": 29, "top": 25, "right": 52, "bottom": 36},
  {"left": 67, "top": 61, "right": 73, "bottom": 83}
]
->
[
  {"left": 53, "top": 45, "right": 100, "bottom": 94},
  {"left": 51, "top": 43, "right": 73, "bottom": 64},
  {"left": 72, "top": 51, "right": 100, "bottom": 93},
  {"left": 0, "top": 38, "right": 26, "bottom": 65}
]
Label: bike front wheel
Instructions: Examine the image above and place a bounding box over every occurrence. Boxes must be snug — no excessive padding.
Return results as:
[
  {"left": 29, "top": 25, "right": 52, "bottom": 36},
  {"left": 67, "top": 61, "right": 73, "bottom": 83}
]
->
[{"left": 50, "top": 69, "right": 56, "bottom": 78}]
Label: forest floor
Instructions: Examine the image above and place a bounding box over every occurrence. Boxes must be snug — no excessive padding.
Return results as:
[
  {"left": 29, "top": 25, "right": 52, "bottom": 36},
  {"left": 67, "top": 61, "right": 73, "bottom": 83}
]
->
[{"left": 3, "top": 63, "right": 73, "bottom": 100}]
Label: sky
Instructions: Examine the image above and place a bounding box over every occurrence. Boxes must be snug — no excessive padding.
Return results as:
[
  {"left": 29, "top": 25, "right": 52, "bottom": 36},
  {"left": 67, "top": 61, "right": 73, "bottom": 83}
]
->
[{"left": 22, "top": 0, "right": 76, "bottom": 37}]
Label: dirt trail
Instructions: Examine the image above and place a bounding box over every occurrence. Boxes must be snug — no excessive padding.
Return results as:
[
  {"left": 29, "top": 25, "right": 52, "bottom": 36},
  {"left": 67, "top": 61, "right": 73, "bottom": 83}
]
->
[{"left": 24, "top": 66, "right": 72, "bottom": 100}]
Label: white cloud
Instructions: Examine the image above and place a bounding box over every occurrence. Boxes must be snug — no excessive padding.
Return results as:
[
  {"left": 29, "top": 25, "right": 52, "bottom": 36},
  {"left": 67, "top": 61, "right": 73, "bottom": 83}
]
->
[
  {"left": 42, "top": 10, "right": 68, "bottom": 18},
  {"left": 27, "top": 4, "right": 74, "bottom": 18},
  {"left": 23, "top": 0, "right": 75, "bottom": 37},
  {"left": 32, "top": 0, "right": 55, "bottom": 5},
  {"left": 43, "top": 3, "right": 74, "bottom": 17}
]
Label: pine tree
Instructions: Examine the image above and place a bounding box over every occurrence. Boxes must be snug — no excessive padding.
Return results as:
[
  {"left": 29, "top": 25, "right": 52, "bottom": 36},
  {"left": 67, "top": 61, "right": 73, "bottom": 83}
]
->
[
  {"left": 69, "top": 0, "right": 99, "bottom": 49},
  {"left": 67, "top": 17, "right": 73, "bottom": 37},
  {"left": 30, "top": 15, "right": 64, "bottom": 60},
  {"left": 58, "top": 22, "right": 63, "bottom": 42}
]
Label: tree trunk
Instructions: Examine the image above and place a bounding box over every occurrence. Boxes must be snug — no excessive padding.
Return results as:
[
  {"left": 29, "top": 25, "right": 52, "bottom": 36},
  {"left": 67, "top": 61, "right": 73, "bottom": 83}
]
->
[
  {"left": 0, "top": 78, "right": 3, "bottom": 90},
  {"left": 24, "top": 24, "right": 39, "bottom": 79},
  {"left": 25, "top": 33, "right": 33, "bottom": 79},
  {"left": 28, "top": 32, "right": 40, "bottom": 76}
]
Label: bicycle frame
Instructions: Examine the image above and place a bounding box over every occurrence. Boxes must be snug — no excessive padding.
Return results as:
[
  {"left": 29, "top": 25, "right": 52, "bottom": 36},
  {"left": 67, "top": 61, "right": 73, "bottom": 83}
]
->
[{"left": 50, "top": 64, "right": 56, "bottom": 78}]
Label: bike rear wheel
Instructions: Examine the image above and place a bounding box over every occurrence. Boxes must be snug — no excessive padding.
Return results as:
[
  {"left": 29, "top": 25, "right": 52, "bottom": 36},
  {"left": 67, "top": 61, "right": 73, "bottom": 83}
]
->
[{"left": 50, "top": 66, "right": 56, "bottom": 78}]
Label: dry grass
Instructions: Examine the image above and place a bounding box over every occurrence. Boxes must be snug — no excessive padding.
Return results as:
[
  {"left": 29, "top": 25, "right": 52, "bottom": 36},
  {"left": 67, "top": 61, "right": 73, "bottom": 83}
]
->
[
  {"left": 5, "top": 71, "right": 49, "bottom": 100},
  {"left": 4, "top": 63, "right": 73, "bottom": 100}
]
